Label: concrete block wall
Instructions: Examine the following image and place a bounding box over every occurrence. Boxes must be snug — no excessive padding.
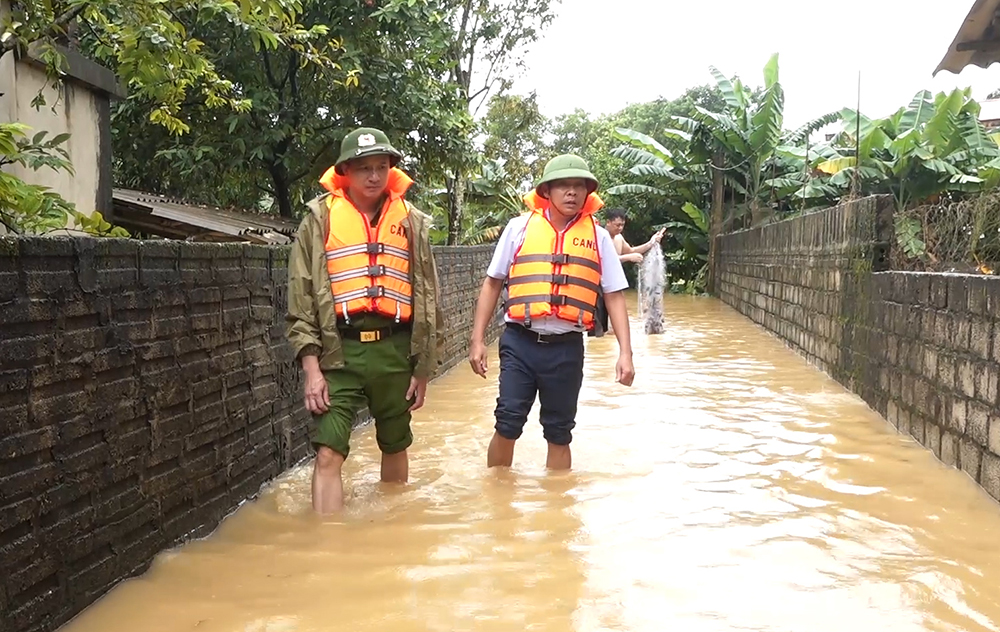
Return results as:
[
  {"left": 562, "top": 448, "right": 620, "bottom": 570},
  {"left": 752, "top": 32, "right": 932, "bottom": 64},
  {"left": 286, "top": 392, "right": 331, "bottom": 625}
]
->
[
  {"left": 433, "top": 245, "right": 504, "bottom": 375},
  {"left": 867, "top": 272, "right": 1000, "bottom": 498},
  {"left": 715, "top": 194, "right": 1000, "bottom": 504},
  {"left": 0, "top": 237, "right": 499, "bottom": 632}
]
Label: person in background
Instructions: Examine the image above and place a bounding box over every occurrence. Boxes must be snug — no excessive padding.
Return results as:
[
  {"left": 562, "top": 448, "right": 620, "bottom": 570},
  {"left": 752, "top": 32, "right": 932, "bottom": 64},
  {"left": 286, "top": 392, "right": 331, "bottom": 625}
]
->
[
  {"left": 285, "top": 127, "right": 444, "bottom": 514},
  {"left": 596, "top": 209, "right": 665, "bottom": 335},
  {"left": 605, "top": 208, "right": 665, "bottom": 265},
  {"left": 467, "top": 154, "right": 636, "bottom": 472}
]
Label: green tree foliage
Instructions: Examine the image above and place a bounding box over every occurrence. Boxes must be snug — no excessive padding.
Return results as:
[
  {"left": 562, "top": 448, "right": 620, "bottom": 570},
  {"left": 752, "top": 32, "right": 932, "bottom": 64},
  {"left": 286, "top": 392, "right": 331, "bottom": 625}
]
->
[
  {"left": 108, "top": 0, "right": 472, "bottom": 218},
  {"left": 425, "top": 158, "right": 527, "bottom": 245},
  {"left": 445, "top": 0, "right": 556, "bottom": 115},
  {"left": 478, "top": 92, "right": 547, "bottom": 190},
  {"left": 606, "top": 126, "right": 711, "bottom": 292},
  {"left": 0, "top": 0, "right": 329, "bottom": 230},
  {"left": 435, "top": 0, "right": 557, "bottom": 244},
  {"left": 0, "top": 123, "right": 127, "bottom": 236},
  {"left": 103, "top": 0, "right": 555, "bottom": 226},
  {"left": 610, "top": 56, "right": 1000, "bottom": 286},
  {"left": 1, "top": 0, "right": 333, "bottom": 132},
  {"left": 0, "top": 123, "right": 77, "bottom": 233},
  {"left": 789, "top": 87, "right": 1000, "bottom": 261},
  {"left": 665, "top": 54, "right": 838, "bottom": 228},
  {"left": 810, "top": 88, "right": 1000, "bottom": 209},
  {"left": 417, "top": 91, "right": 547, "bottom": 246}
]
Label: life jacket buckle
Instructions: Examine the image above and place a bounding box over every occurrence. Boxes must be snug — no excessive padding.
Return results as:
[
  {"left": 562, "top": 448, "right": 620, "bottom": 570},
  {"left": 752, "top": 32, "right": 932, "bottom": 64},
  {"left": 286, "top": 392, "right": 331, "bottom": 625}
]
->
[
  {"left": 367, "top": 264, "right": 386, "bottom": 277},
  {"left": 366, "top": 242, "right": 386, "bottom": 255},
  {"left": 552, "top": 274, "right": 569, "bottom": 285},
  {"left": 365, "top": 286, "right": 385, "bottom": 298},
  {"left": 552, "top": 253, "right": 570, "bottom": 265}
]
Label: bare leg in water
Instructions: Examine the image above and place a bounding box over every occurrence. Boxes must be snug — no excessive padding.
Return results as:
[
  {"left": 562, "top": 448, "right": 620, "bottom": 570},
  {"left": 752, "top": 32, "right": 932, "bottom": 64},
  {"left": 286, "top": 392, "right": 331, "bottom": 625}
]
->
[
  {"left": 546, "top": 443, "right": 571, "bottom": 470},
  {"left": 380, "top": 449, "right": 408, "bottom": 483},
  {"left": 487, "top": 432, "right": 515, "bottom": 467},
  {"left": 313, "top": 446, "right": 345, "bottom": 513},
  {"left": 313, "top": 447, "right": 408, "bottom": 513},
  {"left": 487, "top": 432, "right": 571, "bottom": 470}
]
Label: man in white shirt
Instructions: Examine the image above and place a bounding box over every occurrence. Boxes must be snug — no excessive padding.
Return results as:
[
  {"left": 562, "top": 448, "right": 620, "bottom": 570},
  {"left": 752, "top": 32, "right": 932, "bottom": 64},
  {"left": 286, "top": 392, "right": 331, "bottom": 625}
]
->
[{"left": 467, "top": 154, "right": 635, "bottom": 471}]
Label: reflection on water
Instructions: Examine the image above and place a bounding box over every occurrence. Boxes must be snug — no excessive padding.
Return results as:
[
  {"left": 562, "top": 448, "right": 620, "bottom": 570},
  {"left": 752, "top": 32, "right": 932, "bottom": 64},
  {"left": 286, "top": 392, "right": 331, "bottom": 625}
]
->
[{"left": 60, "top": 294, "right": 1000, "bottom": 632}]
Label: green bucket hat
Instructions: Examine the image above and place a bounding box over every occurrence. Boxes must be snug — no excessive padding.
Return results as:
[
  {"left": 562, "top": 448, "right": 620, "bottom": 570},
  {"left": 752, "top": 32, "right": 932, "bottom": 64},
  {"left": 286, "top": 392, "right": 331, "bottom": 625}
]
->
[
  {"left": 334, "top": 127, "right": 404, "bottom": 174},
  {"left": 534, "top": 154, "right": 599, "bottom": 199}
]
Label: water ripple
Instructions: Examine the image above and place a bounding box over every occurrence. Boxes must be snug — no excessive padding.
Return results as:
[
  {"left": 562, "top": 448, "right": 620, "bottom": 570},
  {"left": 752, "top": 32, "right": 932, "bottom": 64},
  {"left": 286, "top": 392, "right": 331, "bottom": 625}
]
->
[{"left": 57, "top": 294, "right": 1000, "bottom": 632}]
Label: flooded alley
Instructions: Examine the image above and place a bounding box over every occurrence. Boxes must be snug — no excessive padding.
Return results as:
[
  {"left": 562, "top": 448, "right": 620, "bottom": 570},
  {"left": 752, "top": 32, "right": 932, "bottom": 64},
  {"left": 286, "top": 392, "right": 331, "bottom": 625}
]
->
[{"left": 59, "top": 294, "right": 1000, "bottom": 632}]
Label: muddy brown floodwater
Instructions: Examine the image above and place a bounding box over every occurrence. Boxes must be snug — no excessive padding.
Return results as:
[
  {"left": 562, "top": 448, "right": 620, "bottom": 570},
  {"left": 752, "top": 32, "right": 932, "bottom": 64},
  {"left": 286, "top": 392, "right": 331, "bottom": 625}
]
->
[{"left": 60, "top": 294, "right": 1000, "bottom": 632}]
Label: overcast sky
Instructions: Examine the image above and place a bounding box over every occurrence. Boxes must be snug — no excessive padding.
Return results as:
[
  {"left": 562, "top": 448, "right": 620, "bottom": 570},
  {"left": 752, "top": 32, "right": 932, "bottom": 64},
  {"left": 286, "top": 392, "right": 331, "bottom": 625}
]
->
[{"left": 510, "top": 0, "right": 998, "bottom": 128}]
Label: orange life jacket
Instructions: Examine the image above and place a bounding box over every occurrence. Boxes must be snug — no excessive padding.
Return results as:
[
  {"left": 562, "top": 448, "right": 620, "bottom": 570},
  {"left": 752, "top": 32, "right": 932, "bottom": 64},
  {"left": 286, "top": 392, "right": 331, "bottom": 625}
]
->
[
  {"left": 505, "top": 191, "right": 605, "bottom": 329},
  {"left": 318, "top": 165, "right": 413, "bottom": 324}
]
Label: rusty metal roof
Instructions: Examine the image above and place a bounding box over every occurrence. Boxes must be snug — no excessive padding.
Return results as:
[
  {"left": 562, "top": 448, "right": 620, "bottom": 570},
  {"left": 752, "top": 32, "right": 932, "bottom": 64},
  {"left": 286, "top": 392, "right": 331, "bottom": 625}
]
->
[
  {"left": 935, "top": 0, "right": 1000, "bottom": 75},
  {"left": 112, "top": 189, "right": 300, "bottom": 245}
]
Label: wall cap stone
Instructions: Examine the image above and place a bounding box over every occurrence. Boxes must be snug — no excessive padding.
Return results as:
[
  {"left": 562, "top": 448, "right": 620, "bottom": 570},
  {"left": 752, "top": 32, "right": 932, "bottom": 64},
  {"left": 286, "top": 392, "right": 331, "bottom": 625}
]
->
[{"left": 21, "top": 42, "right": 126, "bottom": 99}]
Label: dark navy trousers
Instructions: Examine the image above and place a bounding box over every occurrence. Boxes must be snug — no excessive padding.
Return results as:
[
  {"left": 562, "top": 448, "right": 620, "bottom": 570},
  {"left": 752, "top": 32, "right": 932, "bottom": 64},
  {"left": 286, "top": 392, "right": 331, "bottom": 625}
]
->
[{"left": 493, "top": 324, "right": 585, "bottom": 446}]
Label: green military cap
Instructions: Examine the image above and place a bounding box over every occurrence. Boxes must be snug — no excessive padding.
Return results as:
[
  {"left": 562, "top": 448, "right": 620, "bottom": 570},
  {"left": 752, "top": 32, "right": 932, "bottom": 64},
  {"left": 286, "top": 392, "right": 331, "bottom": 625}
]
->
[
  {"left": 334, "top": 127, "right": 404, "bottom": 174},
  {"left": 534, "top": 154, "right": 599, "bottom": 199}
]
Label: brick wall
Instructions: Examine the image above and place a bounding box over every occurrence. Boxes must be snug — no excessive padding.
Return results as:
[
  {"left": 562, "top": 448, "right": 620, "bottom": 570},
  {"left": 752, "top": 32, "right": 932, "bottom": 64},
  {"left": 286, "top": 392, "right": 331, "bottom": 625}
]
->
[
  {"left": 715, "top": 194, "right": 1000, "bottom": 504},
  {"left": 0, "top": 237, "right": 500, "bottom": 632},
  {"left": 433, "top": 245, "right": 504, "bottom": 375}
]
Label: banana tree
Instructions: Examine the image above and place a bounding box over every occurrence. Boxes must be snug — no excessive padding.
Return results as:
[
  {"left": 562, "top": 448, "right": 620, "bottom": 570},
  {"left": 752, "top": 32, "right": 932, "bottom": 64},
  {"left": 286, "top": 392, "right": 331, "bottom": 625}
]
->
[
  {"left": 813, "top": 88, "right": 1000, "bottom": 210},
  {"left": 760, "top": 139, "right": 844, "bottom": 213},
  {"left": 663, "top": 202, "right": 710, "bottom": 293},
  {"left": 795, "top": 88, "right": 1000, "bottom": 261},
  {"left": 662, "top": 54, "right": 785, "bottom": 226},
  {"left": 663, "top": 54, "right": 841, "bottom": 229},
  {"left": 602, "top": 127, "right": 714, "bottom": 289},
  {"left": 605, "top": 126, "right": 707, "bottom": 210},
  {"left": 606, "top": 58, "right": 839, "bottom": 228}
]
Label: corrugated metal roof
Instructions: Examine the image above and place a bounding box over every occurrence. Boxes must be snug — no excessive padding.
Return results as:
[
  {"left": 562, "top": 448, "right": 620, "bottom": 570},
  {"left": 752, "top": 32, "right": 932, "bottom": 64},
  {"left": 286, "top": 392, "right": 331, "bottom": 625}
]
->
[
  {"left": 935, "top": 0, "right": 1000, "bottom": 76},
  {"left": 112, "top": 188, "right": 300, "bottom": 245}
]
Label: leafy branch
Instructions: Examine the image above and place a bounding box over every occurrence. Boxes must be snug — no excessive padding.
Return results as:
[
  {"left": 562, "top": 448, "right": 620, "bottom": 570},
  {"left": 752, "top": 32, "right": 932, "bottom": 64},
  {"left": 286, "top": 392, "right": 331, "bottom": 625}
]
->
[{"left": 0, "top": 123, "right": 128, "bottom": 237}]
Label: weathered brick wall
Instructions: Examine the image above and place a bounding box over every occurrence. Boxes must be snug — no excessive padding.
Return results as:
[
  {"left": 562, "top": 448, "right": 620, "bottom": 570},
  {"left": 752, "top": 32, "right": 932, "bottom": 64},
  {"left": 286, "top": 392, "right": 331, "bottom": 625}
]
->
[
  {"left": 716, "top": 195, "right": 894, "bottom": 379},
  {"left": 433, "top": 245, "right": 504, "bottom": 375},
  {"left": 0, "top": 237, "right": 499, "bottom": 632},
  {"left": 868, "top": 272, "right": 1000, "bottom": 498},
  {"left": 715, "top": 194, "right": 1000, "bottom": 504}
]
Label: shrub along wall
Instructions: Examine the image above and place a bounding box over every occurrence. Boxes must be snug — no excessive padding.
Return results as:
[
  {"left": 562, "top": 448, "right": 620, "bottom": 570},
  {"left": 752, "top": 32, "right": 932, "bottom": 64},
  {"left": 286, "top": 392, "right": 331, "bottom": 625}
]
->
[
  {"left": 715, "top": 194, "right": 1000, "bottom": 505},
  {"left": 0, "top": 237, "right": 500, "bottom": 632}
]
